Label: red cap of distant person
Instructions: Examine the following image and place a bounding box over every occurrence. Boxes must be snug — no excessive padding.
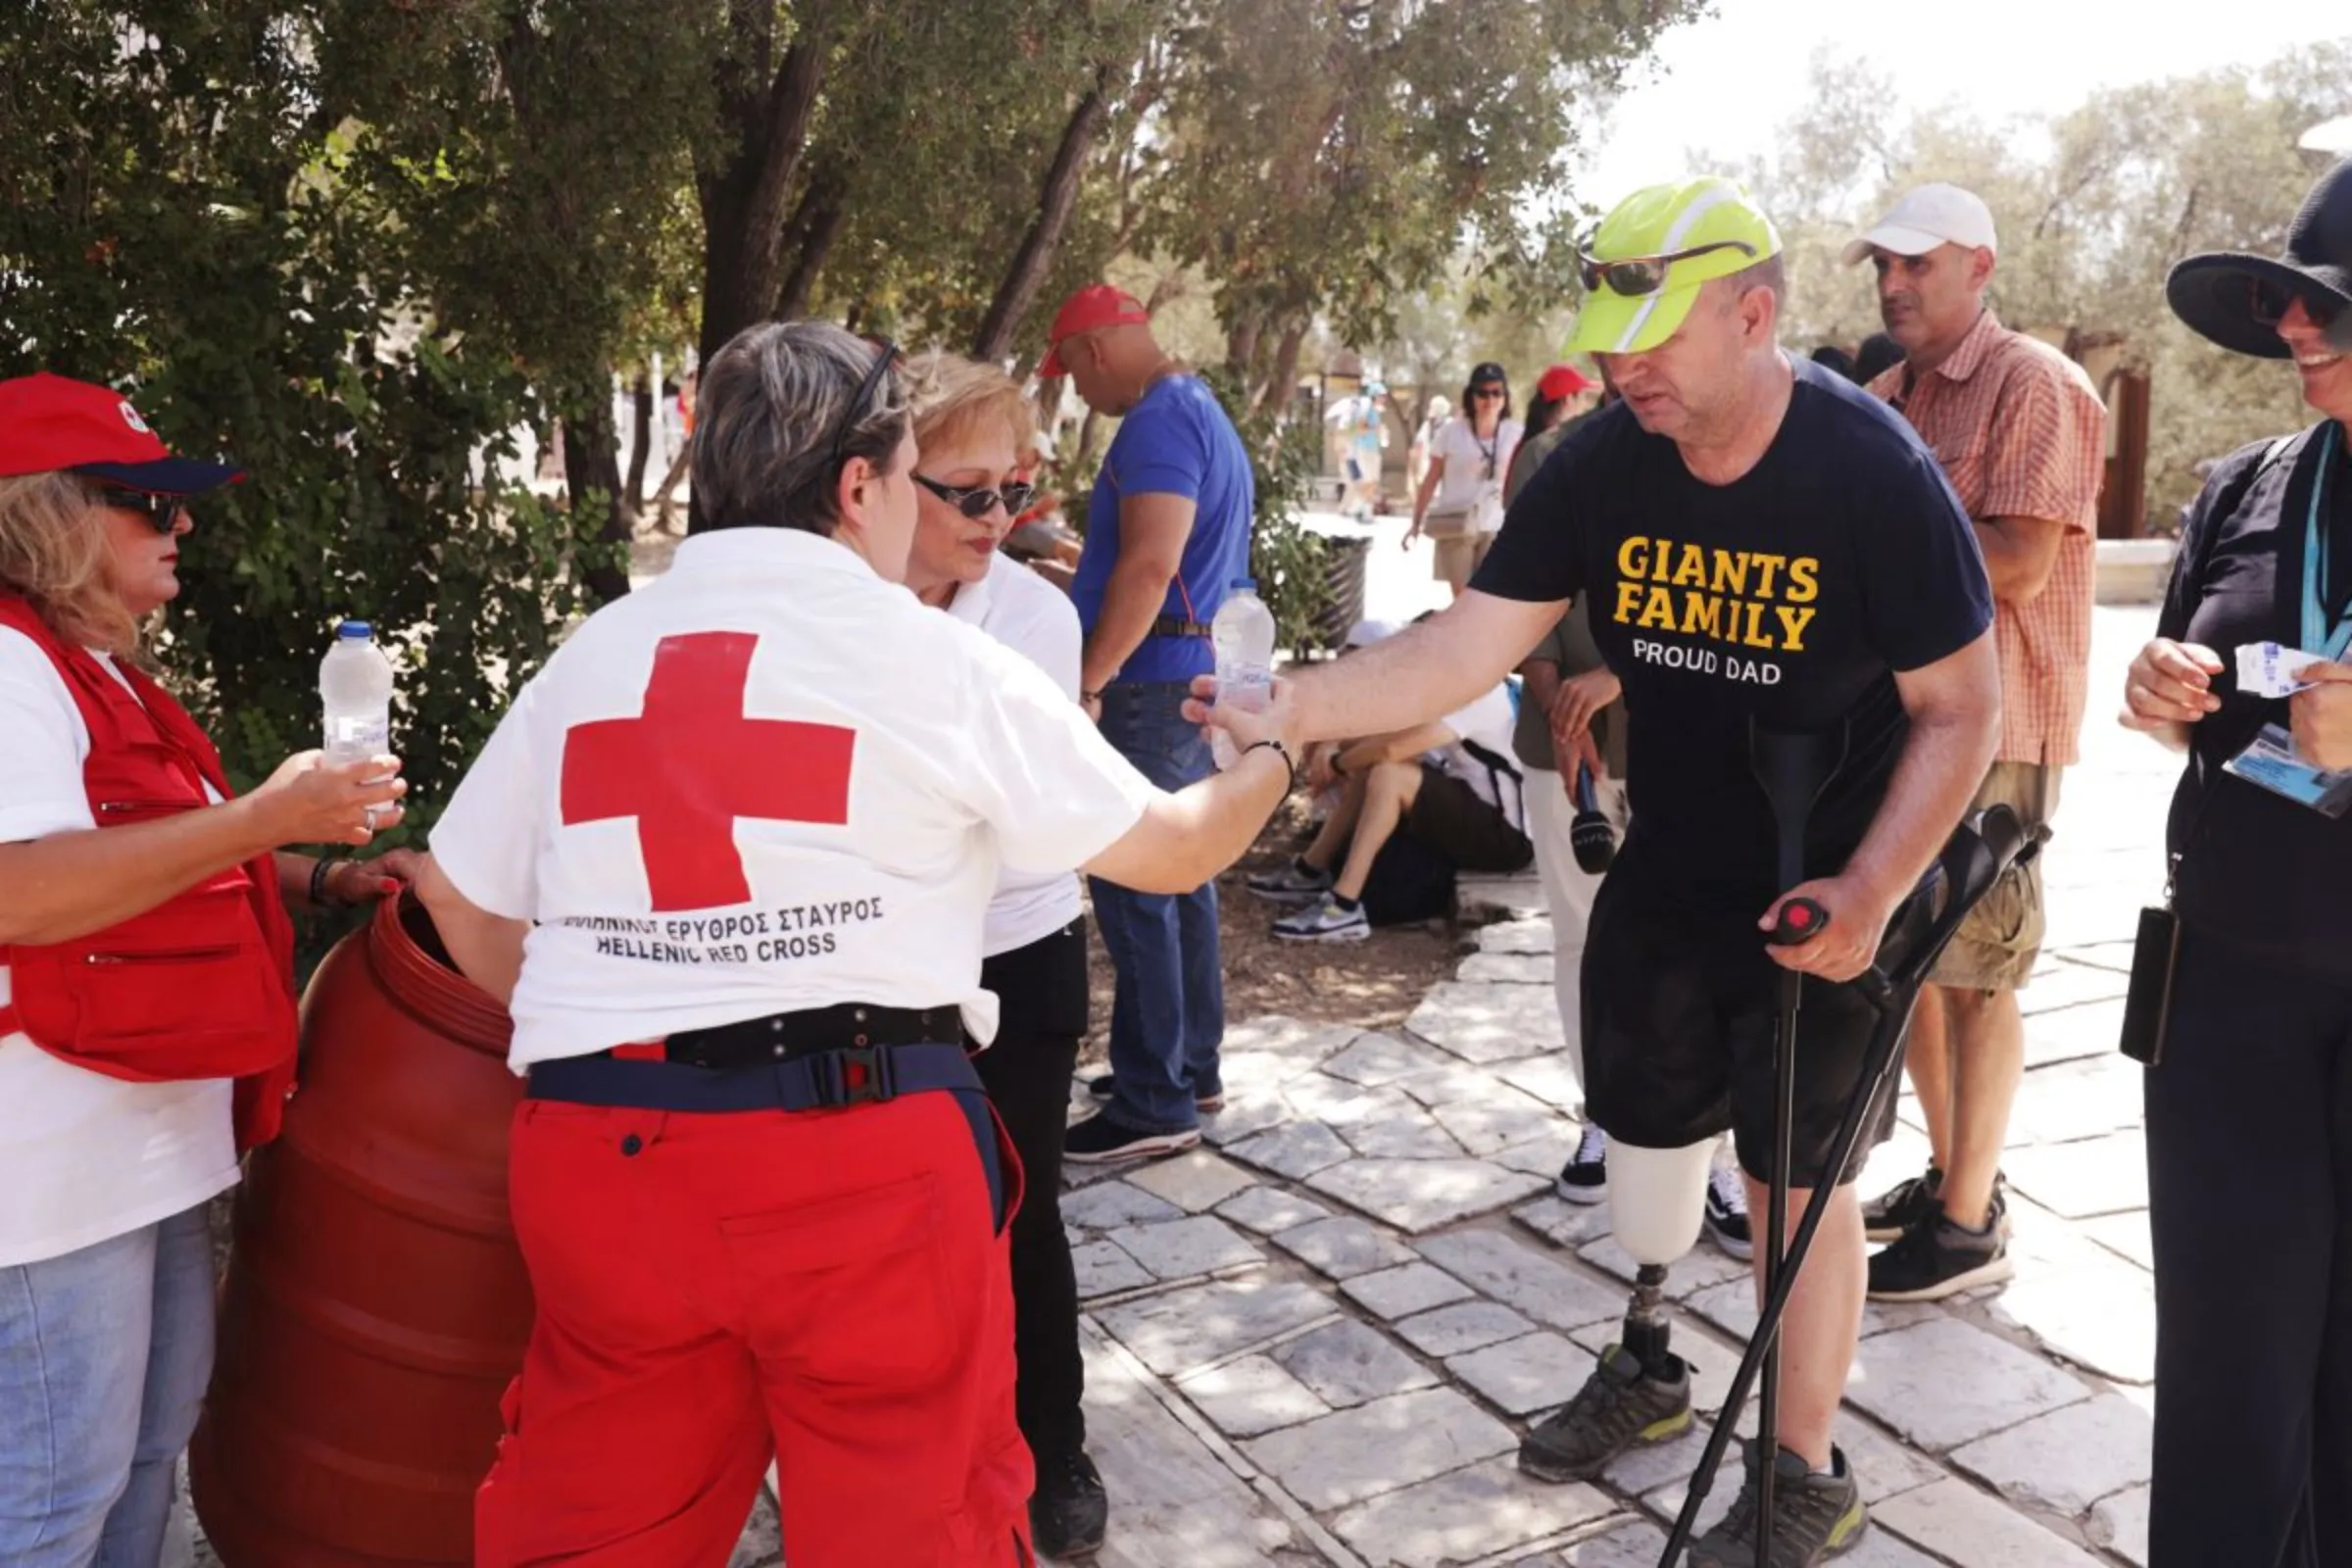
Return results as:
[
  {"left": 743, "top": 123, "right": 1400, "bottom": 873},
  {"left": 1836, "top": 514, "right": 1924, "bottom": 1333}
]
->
[
  {"left": 1536, "top": 364, "right": 1596, "bottom": 401},
  {"left": 0, "top": 372, "right": 245, "bottom": 493},
  {"left": 1038, "top": 284, "right": 1151, "bottom": 377}
]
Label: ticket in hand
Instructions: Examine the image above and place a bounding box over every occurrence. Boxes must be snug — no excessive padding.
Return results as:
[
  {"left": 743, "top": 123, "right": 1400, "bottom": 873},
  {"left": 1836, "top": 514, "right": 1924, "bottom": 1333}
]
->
[{"left": 2236, "top": 642, "right": 2325, "bottom": 699}]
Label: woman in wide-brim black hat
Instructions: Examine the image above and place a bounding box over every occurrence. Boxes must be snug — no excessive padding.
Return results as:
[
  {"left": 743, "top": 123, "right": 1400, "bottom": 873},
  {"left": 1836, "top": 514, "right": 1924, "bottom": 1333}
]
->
[{"left": 2123, "top": 158, "right": 2352, "bottom": 1568}]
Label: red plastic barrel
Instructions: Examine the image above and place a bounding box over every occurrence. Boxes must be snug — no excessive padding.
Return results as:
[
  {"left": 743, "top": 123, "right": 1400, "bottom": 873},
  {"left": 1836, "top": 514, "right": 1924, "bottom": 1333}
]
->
[{"left": 191, "top": 894, "right": 529, "bottom": 1566}]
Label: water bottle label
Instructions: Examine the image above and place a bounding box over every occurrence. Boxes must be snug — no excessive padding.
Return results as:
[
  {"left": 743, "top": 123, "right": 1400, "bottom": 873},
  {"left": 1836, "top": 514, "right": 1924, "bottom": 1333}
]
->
[{"left": 324, "top": 712, "right": 391, "bottom": 764}]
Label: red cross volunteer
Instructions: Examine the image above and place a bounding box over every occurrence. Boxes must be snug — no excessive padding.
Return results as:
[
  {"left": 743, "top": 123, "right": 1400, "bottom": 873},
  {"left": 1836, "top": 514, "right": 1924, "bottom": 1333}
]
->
[{"left": 415, "top": 321, "right": 1298, "bottom": 1568}]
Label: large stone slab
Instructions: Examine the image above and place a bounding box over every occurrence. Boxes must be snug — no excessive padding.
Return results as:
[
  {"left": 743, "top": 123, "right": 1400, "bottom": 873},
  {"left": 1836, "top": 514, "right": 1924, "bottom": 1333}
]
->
[
  {"left": 1342, "top": 1261, "right": 1474, "bottom": 1321},
  {"left": 1511, "top": 1196, "right": 1616, "bottom": 1250},
  {"left": 1393, "top": 1299, "right": 1538, "bottom": 1358},
  {"left": 1408, "top": 981, "right": 1567, "bottom": 1064},
  {"left": 1496, "top": 1053, "right": 1591, "bottom": 1112},
  {"left": 1328, "top": 1457, "right": 1617, "bottom": 1568},
  {"left": 2005, "top": 1054, "right": 2145, "bottom": 1149},
  {"left": 2081, "top": 1208, "right": 2154, "bottom": 1271},
  {"left": 1849, "top": 1318, "right": 2094, "bottom": 1450},
  {"left": 1270, "top": 1214, "right": 1417, "bottom": 1280},
  {"left": 1220, "top": 1012, "right": 1364, "bottom": 1063},
  {"left": 1063, "top": 1181, "right": 1186, "bottom": 1230},
  {"left": 1337, "top": 1103, "right": 1470, "bottom": 1161},
  {"left": 1985, "top": 1255, "right": 2156, "bottom": 1384},
  {"left": 1103, "top": 1216, "right": 1263, "bottom": 1282},
  {"left": 1321, "top": 1030, "right": 1456, "bottom": 1088},
  {"left": 1457, "top": 950, "right": 1553, "bottom": 984},
  {"left": 1173, "top": 1353, "right": 1330, "bottom": 1440},
  {"left": 1950, "top": 1394, "right": 2153, "bottom": 1518},
  {"left": 1447, "top": 1331, "right": 1588, "bottom": 1416},
  {"left": 1271, "top": 1319, "right": 1438, "bottom": 1408},
  {"left": 2023, "top": 998, "right": 2128, "bottom": 1068},
  {"left": 1072, "top": 1239, "right": 1154, "bottom": 1300},
  {"left": 1240, "top": 1386, "right": 1517, "bottom": 1511},
  {"left": 1478, "top": 917, "right": 1555, "bottom": 955},
  {"left": 2002, "top": 1129, "right": 2148, "bottom": 1219},
  {"left": 1125, "top": 1151, "right": 1256, "bottom": 1213},
  {"left": 1872, "top": 1478, "right": 2106, "bottom": 1566},
  {"left": 1224, "top": 1119, "right": 1353, "bottom": 1180},
  {"left": 1577, "top": 1235, "right": 1749, "bottom": 1300},
  {"left": 2096, "top": 1485, "right": 2151, "bottom": 1567},
  {"left": 1213, "top": 1184, "right": 1333, "bottom": 1236},
  {"left": 2018, "top": 958, "right": 2132, "bottom": 1014},
  {"left": 1416, "top": 1228, "right": 1627, "bottom": 1331},
  {"left": 1095, "top": 1277, "right": 1337, "bottom": 1378},
  {"left": 1307, "top": 1157, "right": 1550, "bottom": 1233},
  {"left": 1431, "top": 1084, "right": 1567, "bottom": 1157}
]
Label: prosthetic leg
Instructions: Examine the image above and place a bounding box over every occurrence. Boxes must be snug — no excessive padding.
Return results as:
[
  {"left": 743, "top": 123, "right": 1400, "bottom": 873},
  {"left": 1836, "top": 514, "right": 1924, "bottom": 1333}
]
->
[{"left": 1657, "top": 803, "right": 2036, "bottom": 1566}]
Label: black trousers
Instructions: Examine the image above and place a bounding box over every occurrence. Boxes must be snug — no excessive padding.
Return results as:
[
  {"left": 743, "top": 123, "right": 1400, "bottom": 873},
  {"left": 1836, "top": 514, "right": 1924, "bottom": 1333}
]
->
[
  {"left": 2147, "top": 931, "right": 2352, "bottom": 1568},
  {"left": 973, "top": 918, "right": 1091, "bottom": 1462}
]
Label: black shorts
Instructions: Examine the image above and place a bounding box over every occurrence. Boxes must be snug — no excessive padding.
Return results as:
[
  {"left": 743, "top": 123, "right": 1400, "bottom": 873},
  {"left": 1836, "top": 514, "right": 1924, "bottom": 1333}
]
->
[
  {"left": 1404, "top": 764, "right": 1533, "bottom": 873},
  {"left": 1580, "top": 873, "right": 1897, "bottom": 1189}
]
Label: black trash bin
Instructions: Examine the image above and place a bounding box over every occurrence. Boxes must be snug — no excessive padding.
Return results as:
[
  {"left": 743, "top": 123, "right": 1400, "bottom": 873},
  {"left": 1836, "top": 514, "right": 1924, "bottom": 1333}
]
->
[{"left": 1313, "top": 532, "right": 1371, "bottom": 652}]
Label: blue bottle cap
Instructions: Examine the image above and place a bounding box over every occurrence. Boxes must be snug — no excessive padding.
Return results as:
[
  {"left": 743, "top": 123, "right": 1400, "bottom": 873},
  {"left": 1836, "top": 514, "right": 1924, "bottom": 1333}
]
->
[
  {"left": 1230, "top": 576, "right": 1257, "bottom": 592},
  {"left": 336, "top": 619, "right": 372, "bottom": 639}
]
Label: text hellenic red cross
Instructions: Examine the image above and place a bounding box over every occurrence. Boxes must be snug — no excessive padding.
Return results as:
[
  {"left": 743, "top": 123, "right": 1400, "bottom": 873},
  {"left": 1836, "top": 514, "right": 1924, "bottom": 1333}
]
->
[{"left": 559, "top": 631, "right": 855, "bottom": 911}]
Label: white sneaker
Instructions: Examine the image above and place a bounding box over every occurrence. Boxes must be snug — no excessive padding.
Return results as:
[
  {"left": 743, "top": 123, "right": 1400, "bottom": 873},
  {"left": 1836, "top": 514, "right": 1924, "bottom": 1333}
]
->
[
  {"left": 1555, "top": 1124, "right": 1608, "bottom": 1204},
  {"left": 1272, "top": 895, "right": 1370, "bottom": 944}
]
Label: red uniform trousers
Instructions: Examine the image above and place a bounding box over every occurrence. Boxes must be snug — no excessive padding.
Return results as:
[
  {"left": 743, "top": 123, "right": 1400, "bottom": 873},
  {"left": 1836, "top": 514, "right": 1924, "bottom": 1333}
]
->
[{"left": 476, "top": 1087, "right": 1032, "bottom": 1567}]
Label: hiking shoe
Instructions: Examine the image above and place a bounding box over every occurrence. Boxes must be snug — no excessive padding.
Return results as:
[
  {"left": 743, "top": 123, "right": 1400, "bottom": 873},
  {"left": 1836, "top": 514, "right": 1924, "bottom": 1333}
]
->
[
  {"left": 1691, "top": 1440, "right": 1868, "bottom": 1567},
  {"left": 1517, "top": 1344, "right": 1691, "bottom": 1483},
  {"left": 1555, "top": 1124, "right": 1608, "bottom": 1204},
  {"left": 1029, "top": 1446, "right": 1109, "bottom": 1559},
  {"left": 1861, "top": 1165, "right": 1941, "bottom": 1244},
  {"left": 1704, "top": 1165, "right": 1753, "bottom": 1261},
  {"left": 1063, "top": 1113, "right": 1201, "bottom": 1164},
  {"left": 1867, "top": 1210, "right": 2014, "bottom": 1302},
  {"left": 1084, "top": 1074, "right": 1224, "bottom": 1113},
  {"left": 1246, "top": 858, "right": 1334, "bottom": 906},
  {"left": 1272, "top": 895, "right": 1370, "bottom": 944}
]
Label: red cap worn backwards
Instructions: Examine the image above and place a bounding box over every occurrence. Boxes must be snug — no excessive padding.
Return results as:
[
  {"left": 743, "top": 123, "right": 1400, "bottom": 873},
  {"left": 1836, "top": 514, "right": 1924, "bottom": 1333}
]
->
[
  {"left": 0, "top": 372, "right": 246, "bottom": 494},
  {"left": 1038, "top": 284, "right": 1151, "bottom": 377}
]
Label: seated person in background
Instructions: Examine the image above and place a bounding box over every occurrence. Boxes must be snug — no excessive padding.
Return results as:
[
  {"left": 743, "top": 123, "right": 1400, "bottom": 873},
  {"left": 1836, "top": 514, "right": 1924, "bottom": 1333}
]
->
[{"left": 1250, "top": 621, "right": 1531, "bottom": 941}]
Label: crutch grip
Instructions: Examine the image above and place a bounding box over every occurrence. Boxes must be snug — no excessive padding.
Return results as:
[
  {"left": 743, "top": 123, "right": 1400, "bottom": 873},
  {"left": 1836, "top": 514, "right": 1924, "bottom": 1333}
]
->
[{"left": 1765, "top": 897, "right": 1830, "bottom": 947}]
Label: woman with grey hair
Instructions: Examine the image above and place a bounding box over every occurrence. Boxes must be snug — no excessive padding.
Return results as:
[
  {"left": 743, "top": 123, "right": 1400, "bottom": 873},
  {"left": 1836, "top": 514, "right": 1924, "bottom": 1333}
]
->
[{"left": 415, "top": 320, "right": 1300, "bottom": 1567}]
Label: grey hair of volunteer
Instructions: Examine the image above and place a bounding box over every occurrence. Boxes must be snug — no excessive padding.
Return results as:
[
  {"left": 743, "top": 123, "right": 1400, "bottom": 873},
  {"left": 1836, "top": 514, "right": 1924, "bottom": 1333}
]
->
[{"left": 690, "top": 321, "right": 907, "bottom": 535}]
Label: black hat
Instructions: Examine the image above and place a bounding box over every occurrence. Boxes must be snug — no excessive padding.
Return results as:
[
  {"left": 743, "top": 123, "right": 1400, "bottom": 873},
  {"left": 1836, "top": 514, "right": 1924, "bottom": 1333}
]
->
[
  {"left": 1468, "top": 361, "right": 1508, "bottom": 386},
  {"left": 2167, "top": 160, "right": 2352, "bottom": 358}
]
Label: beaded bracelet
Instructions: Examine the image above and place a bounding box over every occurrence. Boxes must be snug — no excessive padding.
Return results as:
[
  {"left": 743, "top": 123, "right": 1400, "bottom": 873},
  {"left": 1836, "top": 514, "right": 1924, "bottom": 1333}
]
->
[{"left": 308, "top": 853, "right": 345, "bottom": 909}]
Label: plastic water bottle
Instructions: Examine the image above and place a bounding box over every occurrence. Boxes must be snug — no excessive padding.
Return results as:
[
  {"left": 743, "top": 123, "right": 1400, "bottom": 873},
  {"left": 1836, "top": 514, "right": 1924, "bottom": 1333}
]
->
[
  {"left": 1209, "top": 577, "right": 1276, "bottom": 770},
  {"left": 319, "top": 620, "right": 395, "bottom": 767}
]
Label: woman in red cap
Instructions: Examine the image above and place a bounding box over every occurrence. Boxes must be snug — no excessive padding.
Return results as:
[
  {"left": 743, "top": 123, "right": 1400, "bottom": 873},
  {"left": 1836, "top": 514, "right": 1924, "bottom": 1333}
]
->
[{"left": 0, "top": 372, "right": 413, "bottom": 1567}]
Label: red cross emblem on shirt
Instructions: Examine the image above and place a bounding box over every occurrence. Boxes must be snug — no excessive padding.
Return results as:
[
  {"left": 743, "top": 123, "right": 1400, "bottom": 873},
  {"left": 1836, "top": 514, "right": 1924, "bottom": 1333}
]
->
[{"left": 559, "top": 631, "right": 855, "bottom": 911}]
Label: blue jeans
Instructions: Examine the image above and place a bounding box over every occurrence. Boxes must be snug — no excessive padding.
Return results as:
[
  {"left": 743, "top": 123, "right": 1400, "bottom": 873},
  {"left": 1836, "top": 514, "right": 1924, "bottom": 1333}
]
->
[
  {"left": 0, "top": 1203, "right": 216, "bottom": 1568},
  {"left": 1089, "top": 682, "right": 1225, "bottom": 1134}
]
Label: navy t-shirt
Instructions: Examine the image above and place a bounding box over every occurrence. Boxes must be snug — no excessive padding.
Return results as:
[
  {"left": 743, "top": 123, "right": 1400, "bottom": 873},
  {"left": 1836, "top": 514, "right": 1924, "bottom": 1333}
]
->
[
  {"left": 1071, "top": 374, "right": 1255, "bottom": 685},
  {"left": 1475, "top": 359, "right": 1993, "bottom": 910}
]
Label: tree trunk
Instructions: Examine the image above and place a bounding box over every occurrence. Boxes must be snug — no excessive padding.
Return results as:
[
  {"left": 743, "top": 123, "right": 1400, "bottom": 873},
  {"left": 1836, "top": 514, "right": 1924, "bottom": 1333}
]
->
[
  {"left": 775, "top": 180, "right": 847, "bottom": 319},
  {"left": 1256, "top": 322, "right": 1307, "bottom": 416},
  {"left": 652, "top": 443, "right": 693, "bottom": 533},
  {"left": 564, "top": 388, "right": 640, "bottom": 605},
  {"left": 695, "top": 7, "right": 831, "bottom": 369},
  {"left": 972, "top": 79, "right": 1111, "bottom": 363},
  {"left": 624, "top": 368, "right": 655, "bottom": 502},
  {"left": 1226, "top": 318, "right": 1262, "bottom": 374}
]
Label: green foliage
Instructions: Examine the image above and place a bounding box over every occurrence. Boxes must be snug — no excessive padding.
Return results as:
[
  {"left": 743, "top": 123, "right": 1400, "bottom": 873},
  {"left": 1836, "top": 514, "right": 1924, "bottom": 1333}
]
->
[{"left": 1198, "top": 368, "right": 1332, "bottom": 652}]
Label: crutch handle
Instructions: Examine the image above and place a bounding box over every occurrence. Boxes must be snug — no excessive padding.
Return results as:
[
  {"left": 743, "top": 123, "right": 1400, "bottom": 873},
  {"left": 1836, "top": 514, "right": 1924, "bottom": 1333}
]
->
[{"left": 1765, "top": 897, "right": 1830, "bottom": 946}]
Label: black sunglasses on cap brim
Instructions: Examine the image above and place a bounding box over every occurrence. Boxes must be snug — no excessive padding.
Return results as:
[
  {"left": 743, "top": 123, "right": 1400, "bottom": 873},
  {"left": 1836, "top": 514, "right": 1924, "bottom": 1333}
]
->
[
  {"left": 915, "top": 473, "right": 1037, "bottom": 520},
  {"left": 1576, "top": 239, "right": 1759, "bottom": 299},
  {"left": 94, "top": 487, "right": 187, "bottom": 534}
]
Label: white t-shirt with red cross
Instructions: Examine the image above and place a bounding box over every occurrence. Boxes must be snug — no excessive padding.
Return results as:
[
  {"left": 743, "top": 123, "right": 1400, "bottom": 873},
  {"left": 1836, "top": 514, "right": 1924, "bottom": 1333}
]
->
[
  {"left": 429, "top": 528, "right": 1155, "bottom": 1069},
  {"left": 945, "top": 551, "right": 1089, "bottom": 958},
  {"left": 0, "top": 628, "right": 239, "bottom": 1269}
]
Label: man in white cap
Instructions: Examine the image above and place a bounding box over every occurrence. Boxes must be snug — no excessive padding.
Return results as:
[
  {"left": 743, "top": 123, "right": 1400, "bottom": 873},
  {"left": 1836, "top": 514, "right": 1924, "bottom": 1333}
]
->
[{"left": 1841, "top": 185, "right": 2108, "bottom": 1303}]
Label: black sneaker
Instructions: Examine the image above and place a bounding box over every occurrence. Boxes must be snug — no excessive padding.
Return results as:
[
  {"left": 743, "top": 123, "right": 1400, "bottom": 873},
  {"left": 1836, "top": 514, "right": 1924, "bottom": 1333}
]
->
[
  {"left": 1555, "top": 1124, "right": 1608, "bottom": 1204},
  {"left": 1517, "top": 1344, "right": 1691, "bottom": 1483},
  {"left": 1690, "top": 1439, "right": 1868, "bottom": 1566},
  {"left": 1704, "top": 1165, "right": 1753, "bottom": 1262},
  {"left": 1861, "top": 1166, "right": 1941, "bottom": 1245},
  {"left": 1030, "top": 1447, "right": 1108, "bottom": 1560},
  {"left": 1062, "top": 1113, "right": 1200, "bottom": 1164},
  {"left": 1083, "top": 1074, "right": 1225, "bottom": 1114},
  {"left": 1866, "top": 1210, "right": 2014, "bottom": 1302}
]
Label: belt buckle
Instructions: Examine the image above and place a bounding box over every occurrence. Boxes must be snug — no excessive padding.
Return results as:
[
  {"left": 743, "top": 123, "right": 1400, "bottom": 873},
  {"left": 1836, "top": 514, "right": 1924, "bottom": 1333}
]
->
[{"left": 822, "top": 1044, "right": 896, "bottom": 1107}]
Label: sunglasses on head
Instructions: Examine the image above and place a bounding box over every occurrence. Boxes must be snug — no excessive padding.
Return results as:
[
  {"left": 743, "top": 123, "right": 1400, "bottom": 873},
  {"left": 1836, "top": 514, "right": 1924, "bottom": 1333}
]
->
[
  {"left": 2250, "top": 277, "right": 2346, "bottom": 333},
  {"left": 1576, "top": 238, "right": 1759, "bottom": 299},
  {"left": 915, "top": 473, "right": 1036, "bottom": 520},
  {"left": 94, "top": 487, "right": 185, "bottom": 533},
  {"left": 829, "top": 335, "right": 903, "bottom": 473}
]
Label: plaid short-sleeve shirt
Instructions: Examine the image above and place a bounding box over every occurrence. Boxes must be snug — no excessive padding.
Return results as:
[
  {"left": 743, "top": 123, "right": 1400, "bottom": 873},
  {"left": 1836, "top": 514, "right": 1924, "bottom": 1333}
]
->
[{"left": 1868, "top": 311, "right": 2108, "bottom": 766}]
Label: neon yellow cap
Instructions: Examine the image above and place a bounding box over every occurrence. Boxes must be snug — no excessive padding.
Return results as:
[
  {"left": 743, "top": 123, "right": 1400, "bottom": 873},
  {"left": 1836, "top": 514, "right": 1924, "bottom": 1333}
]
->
[{"left": 1565, "top": 177, "right": 1783, "bottom": 356}]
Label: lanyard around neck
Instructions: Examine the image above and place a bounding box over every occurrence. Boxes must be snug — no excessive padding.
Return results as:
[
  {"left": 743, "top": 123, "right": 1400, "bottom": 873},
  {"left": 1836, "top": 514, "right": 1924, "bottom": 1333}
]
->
[{"left": 2301, "top": 422, "right": 2350, "bottom": 660}]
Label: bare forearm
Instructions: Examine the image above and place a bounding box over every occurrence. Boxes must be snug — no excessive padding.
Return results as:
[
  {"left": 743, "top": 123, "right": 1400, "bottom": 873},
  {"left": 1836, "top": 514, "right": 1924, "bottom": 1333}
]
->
[
  {"left": 1085, "top": 747, "right": 1290, "bottom": 894},
  {"left": 1293, "top": 590, "right": 1557, "bottom": 744},
  {"left": 1520, "top": 660, "right": 1563, "bottom": 714},
  {"left": 0, "top": 798, "right": 280, "bottom": 946},
  {"left": 1082, "top": 557, "right": 1173, "bottom": 695},
  {"left": 1339, "top": 721, "right": 1455, "bottom": 772},
  {"left": 1844, "top": 702, "right": 2000, "bottom": 906},
  {"left": 1973, "top": 515, "right": 2062, "bottom": 605},
  {"left": 414, "top": 858, "right": 529, "bottom": 1004}
]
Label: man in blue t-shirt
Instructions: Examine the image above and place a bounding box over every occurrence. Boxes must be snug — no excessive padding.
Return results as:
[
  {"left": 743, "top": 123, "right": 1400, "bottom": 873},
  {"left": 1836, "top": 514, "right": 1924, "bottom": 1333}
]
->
[
  {"left": 1045, "top": 284, "right": 1254, "bottom": 1164},
  {"left": 1275, "top": 180, "right": 1998, "bottom": 1564}
]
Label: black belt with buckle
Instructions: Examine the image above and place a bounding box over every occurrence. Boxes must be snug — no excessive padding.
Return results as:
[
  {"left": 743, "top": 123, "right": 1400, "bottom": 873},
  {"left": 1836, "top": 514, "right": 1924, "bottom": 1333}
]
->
[
  {"left": 1149, "top": 613, "right": 1212, "bottom": 638},
  {"left": 662, "top": 1002, "right": 961, "bottom": 1067},
  {"left": 526, "top": 1004, "right": 973, "bottom": 1114}
]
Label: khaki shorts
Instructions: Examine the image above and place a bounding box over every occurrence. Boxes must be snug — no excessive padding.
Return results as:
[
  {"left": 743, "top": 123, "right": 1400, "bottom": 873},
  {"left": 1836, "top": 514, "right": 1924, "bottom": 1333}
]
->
[
  {"left": 1434, "top": 531, "right": 1495, "bottom": 590},
  {"left": 1931, "top": 760, "right": 2062, "bottom": 991}
]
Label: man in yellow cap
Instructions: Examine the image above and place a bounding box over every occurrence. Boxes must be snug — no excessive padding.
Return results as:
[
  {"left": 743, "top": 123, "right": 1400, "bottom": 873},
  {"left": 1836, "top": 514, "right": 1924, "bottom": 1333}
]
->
[{"left": 1265, "top": 176, "right": 2000, "bottom": 1563}]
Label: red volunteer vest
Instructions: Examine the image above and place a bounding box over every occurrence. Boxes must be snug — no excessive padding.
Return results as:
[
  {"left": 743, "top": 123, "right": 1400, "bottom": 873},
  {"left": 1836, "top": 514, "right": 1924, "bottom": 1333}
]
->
[{"left": 0, "top": 592, "right": 299, "bottom": 1150}]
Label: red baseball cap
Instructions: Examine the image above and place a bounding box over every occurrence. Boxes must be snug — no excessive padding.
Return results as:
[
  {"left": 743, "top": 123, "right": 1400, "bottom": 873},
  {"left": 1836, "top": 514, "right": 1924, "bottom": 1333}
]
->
[
  {"left": 1038, "top": 284, "right": 1151, "bottom": 377},
  {"left": 1536, "top": 364, "right": 1596, "bottom": 401},
  {"left": 0, "top": 372, "right": 245, "bottom": 494}
]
